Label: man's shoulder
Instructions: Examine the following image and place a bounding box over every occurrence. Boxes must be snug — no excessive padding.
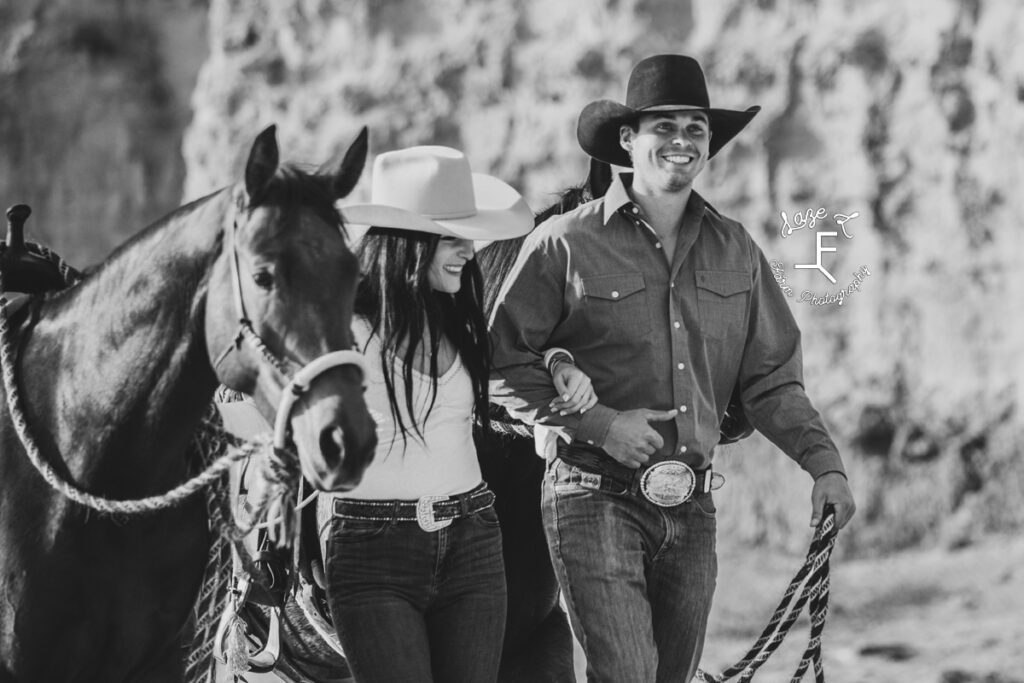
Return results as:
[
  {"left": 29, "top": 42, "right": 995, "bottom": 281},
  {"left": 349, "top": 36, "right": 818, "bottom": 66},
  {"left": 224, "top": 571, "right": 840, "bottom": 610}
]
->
[
  {"left": 700, "top": 198, "right": 760, "bottom": 247},
  {"left": 702, "top": 199, "right": 747, "bottom": 234}
]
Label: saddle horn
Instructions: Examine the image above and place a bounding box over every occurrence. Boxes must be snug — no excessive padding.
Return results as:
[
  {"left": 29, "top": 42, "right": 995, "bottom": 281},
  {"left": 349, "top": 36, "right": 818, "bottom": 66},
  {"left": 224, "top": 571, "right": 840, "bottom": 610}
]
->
[{"left": 1, "top": 205, "right": 68, "bottom": 293}]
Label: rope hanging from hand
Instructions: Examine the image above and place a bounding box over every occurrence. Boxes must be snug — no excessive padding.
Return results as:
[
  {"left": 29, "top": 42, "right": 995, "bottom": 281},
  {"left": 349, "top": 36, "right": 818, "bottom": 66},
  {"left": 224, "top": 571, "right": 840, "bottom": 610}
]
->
[
  {"left": 695, "top": 505, "right": 839, "bottom": 683},
  {"left": 0, "top": 240, "right": 258, "bottom": 515}
]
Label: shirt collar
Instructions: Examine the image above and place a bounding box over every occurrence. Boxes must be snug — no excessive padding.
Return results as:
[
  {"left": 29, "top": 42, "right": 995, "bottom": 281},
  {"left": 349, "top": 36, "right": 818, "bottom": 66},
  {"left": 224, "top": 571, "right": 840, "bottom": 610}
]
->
[
  {"left": 602, "top": 172, "right": 635, "bottom": 225},
  {"left": 602, "top": 172, "right": 707, "bottom": 227}
]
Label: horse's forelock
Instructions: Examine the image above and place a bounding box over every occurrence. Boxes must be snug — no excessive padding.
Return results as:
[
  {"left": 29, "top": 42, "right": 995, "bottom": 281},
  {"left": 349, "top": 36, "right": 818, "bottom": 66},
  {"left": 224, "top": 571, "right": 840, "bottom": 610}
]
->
[{"left": 253, "top": 165, "right": 345, "bottom": 236}]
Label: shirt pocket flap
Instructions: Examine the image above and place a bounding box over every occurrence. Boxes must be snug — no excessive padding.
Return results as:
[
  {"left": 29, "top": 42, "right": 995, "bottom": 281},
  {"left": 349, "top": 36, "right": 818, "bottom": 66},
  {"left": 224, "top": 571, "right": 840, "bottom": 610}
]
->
[
  {"left": 696, "top": 270, "right": 751, "bottom": 298},
  {"left": 583, "top": 273, "right": 646, "bottom": 301}
]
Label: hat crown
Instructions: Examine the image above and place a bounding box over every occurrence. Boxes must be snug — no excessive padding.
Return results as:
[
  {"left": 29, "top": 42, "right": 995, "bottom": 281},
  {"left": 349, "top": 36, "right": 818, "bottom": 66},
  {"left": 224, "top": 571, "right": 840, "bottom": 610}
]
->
[
  {"left": 625, "top": 54, "right": 710, "bottom": 111},
  {"left": 369, "top": 146, "right": 478, "bottom": 221}
]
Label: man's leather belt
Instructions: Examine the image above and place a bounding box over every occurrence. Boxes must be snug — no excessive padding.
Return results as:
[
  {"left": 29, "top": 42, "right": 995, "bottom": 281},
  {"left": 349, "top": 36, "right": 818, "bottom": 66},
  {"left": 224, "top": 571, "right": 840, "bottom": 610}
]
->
[
  {"left": 556, "top": 442, "right": 723, "bottom": 507},
  {"left": 332, "top": 483, "right": 494, "bottom": 532}
]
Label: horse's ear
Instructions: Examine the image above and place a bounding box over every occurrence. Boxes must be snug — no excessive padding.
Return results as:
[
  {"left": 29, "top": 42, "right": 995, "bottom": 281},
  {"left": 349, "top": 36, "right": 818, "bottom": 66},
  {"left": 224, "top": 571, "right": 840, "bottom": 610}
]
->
[
  {"left": 245, "top": 124, "right": 280, "bottom": 201},
  {"left": 587, "top": 158, "right": 613, "bottom": 200},
  {"left": 330, "top": 126, "right": 369, "bottom": 199}
]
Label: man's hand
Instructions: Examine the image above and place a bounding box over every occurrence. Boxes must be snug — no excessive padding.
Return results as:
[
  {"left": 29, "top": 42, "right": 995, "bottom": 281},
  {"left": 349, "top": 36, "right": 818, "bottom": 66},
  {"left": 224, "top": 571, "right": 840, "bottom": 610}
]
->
[
  {"left": 602, "top": 409, "right": 678, "bottom": 469},
  {"left": 811, "top": 472, "right": 856, "bottom": 529}
]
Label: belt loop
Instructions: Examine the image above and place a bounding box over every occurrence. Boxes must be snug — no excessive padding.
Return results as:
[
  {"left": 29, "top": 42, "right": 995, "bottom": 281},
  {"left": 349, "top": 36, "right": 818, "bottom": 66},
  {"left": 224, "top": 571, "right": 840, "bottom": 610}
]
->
[
  {"left": 703, "top": 470, "right": 712, "bottom": 494},
  {"left": 391, "top": 501, "right": 400, "bottom": 522},
  {"left": 629, "top": 468, "right": 643, "bottom": 495},
  {"left": 460, "top": 491, "right": 470, "bottom": 517}
]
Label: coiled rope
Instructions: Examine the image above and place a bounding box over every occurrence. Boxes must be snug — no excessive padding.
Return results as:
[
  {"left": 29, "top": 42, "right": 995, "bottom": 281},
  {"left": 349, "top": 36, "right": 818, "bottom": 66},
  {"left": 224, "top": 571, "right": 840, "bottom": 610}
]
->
[
  {"left": 695, "top": 506, "right": 839, "bottom": 683},
  {"left": 0, "top": 241, "right": 259, "bottom": 515}
]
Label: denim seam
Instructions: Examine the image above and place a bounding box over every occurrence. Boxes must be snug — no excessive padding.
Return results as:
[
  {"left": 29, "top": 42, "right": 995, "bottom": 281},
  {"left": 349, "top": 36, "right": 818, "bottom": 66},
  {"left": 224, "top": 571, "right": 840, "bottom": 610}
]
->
[
  {"left": 651, "top": 507, "right": 675, "bottom": 565},
  {"left": 548, "top": 468, "right": 591, "bottom": 659},
  {"left": 431, "top": 527, "right": 450, "bottom": 598}
]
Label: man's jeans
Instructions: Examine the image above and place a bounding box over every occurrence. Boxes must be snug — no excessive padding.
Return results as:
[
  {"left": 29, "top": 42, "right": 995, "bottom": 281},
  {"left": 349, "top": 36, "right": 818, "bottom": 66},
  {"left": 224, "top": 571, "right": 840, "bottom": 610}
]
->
[
  {"left": 325, "top": 506, "right": 507, "bottom": 683},
  {"left": 542, "top": 458, "right": 718, "bottom": 683}
]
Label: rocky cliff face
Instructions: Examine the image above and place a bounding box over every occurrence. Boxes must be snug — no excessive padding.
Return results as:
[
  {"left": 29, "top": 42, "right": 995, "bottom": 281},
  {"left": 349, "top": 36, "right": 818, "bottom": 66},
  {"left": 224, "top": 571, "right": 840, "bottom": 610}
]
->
[{"left": 0, "top": 0, "right": 208, "bottom": 264}]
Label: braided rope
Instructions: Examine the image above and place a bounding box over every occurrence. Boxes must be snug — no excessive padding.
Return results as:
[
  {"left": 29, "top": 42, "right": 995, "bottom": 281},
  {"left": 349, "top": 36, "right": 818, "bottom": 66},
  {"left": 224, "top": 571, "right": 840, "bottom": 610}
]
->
[
  {"left": 239, "top": 323, "right": 293, "bottom": 377},
  {"left": 488, "top": 417, "right": 533, "bottom": 439},
  {"left": 0, "top": 243, "right": 259, "bottom": 515},
  {"left": 695, "top": 509, "right": 838, "bottom": 682}
]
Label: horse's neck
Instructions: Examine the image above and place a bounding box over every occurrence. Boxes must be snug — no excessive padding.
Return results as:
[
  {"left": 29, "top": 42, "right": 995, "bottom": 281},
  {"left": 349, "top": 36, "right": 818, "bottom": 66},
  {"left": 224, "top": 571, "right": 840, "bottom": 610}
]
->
[{"left": 20, "top": 192, "right": 228, "bottom": 488}]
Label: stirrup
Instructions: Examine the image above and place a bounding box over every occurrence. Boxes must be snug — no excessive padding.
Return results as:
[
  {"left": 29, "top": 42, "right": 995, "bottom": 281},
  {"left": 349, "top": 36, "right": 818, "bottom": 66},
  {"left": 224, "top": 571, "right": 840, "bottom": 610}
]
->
[{"left": 213, "top": 575, "right": 282, "bottom": 674}]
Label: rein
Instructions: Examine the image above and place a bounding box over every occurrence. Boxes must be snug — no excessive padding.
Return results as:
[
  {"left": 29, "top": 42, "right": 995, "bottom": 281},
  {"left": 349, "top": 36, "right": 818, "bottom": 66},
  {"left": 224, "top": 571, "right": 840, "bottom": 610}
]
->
[{"left": 695, "top": 506, "right": 839, "bottom": 683}]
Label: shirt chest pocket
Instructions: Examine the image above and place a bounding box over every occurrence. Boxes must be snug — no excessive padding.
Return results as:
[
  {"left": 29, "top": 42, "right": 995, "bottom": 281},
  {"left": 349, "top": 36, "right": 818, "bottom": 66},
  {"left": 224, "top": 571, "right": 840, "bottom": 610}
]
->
[
  {"left": 581, "top": 272, "right": 652, "bottom": 337},
  {"left": 696, "top": 270, "right": 750, "bottom": 341}
]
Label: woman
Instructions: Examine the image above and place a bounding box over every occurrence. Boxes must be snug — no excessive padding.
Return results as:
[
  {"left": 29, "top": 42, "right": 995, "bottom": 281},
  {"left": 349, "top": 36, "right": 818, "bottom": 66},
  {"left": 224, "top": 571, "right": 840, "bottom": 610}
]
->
[{"left": 320, "top": 145, "right": 594, "bottom": 683}]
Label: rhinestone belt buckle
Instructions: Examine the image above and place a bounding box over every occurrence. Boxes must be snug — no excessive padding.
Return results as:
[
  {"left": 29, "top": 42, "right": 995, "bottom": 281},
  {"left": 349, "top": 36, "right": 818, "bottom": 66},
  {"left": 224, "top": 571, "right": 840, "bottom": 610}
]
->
[
  {"left": 416, "top": 495, "right": 454, "bottom": 532},
  {"left": 640, "top": 461, "right": 696, "bottom": 507}
]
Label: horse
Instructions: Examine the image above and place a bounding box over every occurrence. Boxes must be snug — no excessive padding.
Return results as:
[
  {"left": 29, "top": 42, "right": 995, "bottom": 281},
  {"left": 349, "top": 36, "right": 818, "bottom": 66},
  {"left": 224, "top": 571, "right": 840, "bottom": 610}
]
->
[
  {"left": 226, "top": 158, "right": 753, "bottom": 683},
  {"left": 0, "top": 125, "right": 378, "bottom": 683}
]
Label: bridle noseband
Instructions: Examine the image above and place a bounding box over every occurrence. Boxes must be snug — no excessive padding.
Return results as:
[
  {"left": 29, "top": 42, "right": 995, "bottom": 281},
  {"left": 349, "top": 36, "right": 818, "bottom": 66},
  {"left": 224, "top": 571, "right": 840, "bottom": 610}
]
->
[{"left": 215, "top": 206, "right": 368, "bottom": 451}]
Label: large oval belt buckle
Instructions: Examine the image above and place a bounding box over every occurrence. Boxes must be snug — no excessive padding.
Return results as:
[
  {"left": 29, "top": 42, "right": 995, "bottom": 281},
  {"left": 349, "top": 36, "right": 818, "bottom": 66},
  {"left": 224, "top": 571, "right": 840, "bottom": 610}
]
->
[
  {"left": 416, "top": 495, "right": 454, "bottom": 532},
  {"left": 640, "top": 461, "right": 695, "bottom": 507}
]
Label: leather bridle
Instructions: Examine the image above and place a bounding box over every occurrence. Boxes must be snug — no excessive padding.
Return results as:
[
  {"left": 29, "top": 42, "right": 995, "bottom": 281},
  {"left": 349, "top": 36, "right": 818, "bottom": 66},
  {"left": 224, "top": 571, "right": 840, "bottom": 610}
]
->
[{"left": 213, "top": 207, "right": 368, "bottom": 451}]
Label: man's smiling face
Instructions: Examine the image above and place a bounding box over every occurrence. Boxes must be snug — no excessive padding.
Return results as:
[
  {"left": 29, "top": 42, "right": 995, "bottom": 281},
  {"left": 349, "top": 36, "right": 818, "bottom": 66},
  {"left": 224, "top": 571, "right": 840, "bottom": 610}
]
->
[{"left": 621, "top": 110, "right": 711, "bottom": 194}]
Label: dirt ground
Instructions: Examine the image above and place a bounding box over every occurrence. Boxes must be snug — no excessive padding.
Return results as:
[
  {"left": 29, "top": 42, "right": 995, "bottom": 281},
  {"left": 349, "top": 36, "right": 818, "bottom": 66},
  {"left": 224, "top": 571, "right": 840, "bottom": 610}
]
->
[
  {"left": 232, "top": 532, "right": 1024, "bottom": 683},
  {"left": 697, "top": 533, "right": 1024, "bottom": 683}
]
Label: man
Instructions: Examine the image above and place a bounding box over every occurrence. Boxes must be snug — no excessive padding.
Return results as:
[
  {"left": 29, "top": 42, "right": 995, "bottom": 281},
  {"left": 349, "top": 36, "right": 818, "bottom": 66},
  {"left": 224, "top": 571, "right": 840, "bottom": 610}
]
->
[{"left": 488, "top": 54, "right": 856, "bottom": 682}]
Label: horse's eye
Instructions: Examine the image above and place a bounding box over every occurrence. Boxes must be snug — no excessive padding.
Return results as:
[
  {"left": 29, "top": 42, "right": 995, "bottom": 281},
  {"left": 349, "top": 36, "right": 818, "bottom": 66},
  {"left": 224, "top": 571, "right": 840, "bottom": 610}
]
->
[{"left": 253, "top": 269, "right": 275, "bottom": 290}]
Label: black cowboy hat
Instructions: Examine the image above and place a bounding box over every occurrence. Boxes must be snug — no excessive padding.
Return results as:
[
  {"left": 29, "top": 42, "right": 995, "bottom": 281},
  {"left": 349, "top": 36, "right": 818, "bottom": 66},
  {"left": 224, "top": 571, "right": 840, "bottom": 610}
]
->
[{"left": 577, "top": 54, "right": 760, "bottom": 167}]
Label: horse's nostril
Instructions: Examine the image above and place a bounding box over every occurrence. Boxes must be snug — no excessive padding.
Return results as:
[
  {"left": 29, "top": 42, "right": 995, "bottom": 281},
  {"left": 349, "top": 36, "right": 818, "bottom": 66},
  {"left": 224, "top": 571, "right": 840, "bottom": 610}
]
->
[{"left": 319, "top": 425, "right": 345, "bottom": 469}]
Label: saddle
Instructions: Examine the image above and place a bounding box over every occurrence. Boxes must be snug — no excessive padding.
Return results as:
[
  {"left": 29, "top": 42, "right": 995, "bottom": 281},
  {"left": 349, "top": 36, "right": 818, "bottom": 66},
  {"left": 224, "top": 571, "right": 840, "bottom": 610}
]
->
[
  {"left": 0, "top": 205, "right": 74, "bottom": 294},
  {"left": 212, "top": 391, "right": 342, "bottom": 675}
]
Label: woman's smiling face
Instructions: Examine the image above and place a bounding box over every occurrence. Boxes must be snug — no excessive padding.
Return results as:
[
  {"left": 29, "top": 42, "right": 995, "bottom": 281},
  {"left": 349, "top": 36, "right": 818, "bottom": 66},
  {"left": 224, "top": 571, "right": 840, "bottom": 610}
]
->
[{"left": 428, "top": 236, "right": 475, "bottom": 293}]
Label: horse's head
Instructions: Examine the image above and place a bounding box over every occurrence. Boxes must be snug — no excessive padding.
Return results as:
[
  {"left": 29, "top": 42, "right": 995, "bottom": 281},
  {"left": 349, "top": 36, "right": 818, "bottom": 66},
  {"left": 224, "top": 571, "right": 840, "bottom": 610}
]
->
[{"left": 206, "top": 125, "right": 377, "bottom": 492}]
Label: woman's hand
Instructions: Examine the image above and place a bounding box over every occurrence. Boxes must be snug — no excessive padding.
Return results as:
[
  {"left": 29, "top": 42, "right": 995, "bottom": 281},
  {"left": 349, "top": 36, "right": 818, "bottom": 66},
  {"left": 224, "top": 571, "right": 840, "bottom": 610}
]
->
[{"left": 549, "top": 362, "right": 598, "bottom": 416}]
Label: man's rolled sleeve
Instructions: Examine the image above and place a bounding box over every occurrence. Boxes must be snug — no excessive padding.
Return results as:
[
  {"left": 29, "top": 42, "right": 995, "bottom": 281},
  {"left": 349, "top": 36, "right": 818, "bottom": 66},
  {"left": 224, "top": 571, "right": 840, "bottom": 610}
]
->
[{"left": 739, "top": 245, "right": 847, "bottom": 479}]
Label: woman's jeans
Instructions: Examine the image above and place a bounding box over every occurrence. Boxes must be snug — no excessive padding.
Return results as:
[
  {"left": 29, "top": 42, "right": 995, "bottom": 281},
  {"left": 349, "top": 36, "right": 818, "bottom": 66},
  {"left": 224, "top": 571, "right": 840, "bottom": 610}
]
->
[
  {"left": 324, "top": 505, "right": 507, "bottom": 683},
  {"left": 542, "top": 458, "right": 718, "bottom": 683}
]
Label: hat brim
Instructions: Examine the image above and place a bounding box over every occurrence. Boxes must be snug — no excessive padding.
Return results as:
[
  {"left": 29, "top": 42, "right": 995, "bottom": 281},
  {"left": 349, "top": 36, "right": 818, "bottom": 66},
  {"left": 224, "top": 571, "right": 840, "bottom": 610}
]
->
[
  {"left": 577, "top": 100, "right": 761, "bottom": 167},
  {"left": 340, "top": 173, "right": 534, "bottom": 243}
]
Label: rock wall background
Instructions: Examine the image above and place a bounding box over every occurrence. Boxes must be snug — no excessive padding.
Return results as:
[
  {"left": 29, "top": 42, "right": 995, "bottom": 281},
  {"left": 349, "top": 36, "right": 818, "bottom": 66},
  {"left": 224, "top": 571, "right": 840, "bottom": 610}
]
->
[
  {"left": 3, "top": 0, "right": 1024, "bottom": 555},
  {"left": 0, "top": 0, "right": 208, "bottom": 264}
]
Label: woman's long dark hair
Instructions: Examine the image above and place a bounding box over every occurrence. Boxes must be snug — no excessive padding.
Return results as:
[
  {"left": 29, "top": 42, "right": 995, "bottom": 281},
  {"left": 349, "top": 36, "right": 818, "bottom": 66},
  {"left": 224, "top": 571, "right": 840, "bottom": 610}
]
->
[{"left": 354, "top": 227, "right": 491, "bottom": 451}]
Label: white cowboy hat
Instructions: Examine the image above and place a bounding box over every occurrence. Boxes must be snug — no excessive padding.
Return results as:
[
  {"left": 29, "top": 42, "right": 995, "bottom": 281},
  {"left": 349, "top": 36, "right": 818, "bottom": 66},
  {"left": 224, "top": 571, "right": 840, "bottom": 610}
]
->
[{"left": 340, "top": 146, "right": 533, "bottom": 242}]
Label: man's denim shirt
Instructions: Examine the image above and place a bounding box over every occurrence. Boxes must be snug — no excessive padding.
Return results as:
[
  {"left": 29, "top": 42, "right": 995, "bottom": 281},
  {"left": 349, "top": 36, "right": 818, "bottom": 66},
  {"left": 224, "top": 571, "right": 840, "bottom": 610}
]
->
[{"left": 489, "top": 172, "right": 845, "bottom": 480}]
